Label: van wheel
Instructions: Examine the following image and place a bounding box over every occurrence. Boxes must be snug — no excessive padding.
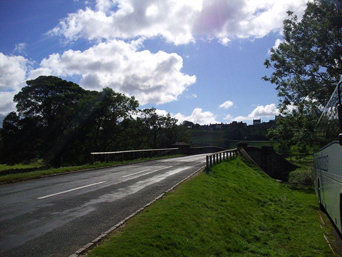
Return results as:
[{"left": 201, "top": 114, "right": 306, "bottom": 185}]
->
[{"left": 318, "top": 181, "right": 325, "bottom": 212}]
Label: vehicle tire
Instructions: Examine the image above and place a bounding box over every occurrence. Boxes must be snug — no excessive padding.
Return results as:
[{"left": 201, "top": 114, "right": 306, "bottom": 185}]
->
[{"left": 318, "top": 180, "right": 325, "bottom": 212}]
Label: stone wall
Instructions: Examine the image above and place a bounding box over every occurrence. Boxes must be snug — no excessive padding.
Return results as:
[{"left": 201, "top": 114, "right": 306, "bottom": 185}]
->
[{"left": 238, "top": 143, "right": 297, "bottom": 181}]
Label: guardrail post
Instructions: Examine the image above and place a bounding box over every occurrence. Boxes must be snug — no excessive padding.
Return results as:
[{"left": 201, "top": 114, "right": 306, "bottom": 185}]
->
[{"left": 206, "top": 155, "right": 209, "bottom": 169}]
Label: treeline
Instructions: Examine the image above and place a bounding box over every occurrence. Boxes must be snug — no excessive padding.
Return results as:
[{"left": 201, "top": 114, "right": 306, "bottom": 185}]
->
[{"left": 0, "top": 76, "right": 189, "bottom": 167}]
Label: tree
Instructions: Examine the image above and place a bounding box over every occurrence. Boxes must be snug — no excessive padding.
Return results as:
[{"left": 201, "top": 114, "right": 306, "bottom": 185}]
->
[
  {"left": 267, "top": 103, "right": 320, "bottom": 153},
  {"left": 263, "top": 0, "right": 342, "bottom": 150},
  {"left": 263, "top": 0, "right": 342, "bottom": 111},
  {"left": 0, "top": 76, "right": 139, "bottom": 166},
  {"left": 0, "top": 76, "right": 188, "bottom": 166},
  {"left": 0, "top": 112, "right": 39, "bottom": 164},
  {"left": 137, "top": 108, "right": 189, "bottom": 149}
]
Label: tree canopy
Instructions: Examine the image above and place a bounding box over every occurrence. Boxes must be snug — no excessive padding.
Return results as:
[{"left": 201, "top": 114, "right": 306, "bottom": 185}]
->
[
  {"left": 264, "top": 0, "right": 342, "bottom": 151},
  {"left": 0, "top": 76, "right": 189, "bottom": 166}
]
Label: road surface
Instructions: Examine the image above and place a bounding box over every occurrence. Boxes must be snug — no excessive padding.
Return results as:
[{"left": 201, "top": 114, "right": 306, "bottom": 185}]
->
[{"left": 0, "top": 154, "right": 206, "bottom": 257}]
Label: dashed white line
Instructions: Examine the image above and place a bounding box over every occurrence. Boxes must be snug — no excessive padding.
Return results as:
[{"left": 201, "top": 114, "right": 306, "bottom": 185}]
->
[
  {"left": 122, "top": 169, "right": 151, "bottom": 178},
  {"left": 123, "top": 166, "right": 172, "bottom": 178},
  {"left": 38, "top": 181, "right": 106, "bottom": 200}
]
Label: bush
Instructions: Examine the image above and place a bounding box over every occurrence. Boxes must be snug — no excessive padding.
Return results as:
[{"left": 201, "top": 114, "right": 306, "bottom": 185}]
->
[{"left": 288, "top": 168, "right": 314, "bottom": 185}]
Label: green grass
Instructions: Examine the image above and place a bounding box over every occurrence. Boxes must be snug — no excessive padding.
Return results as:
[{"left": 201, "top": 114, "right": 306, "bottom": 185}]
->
[
  {"left": 0, "top": 155, "right": 182, "bottom": 184},
  {"left": 87, "top": 157, "right": 334, "bottom": 257},
  {"left": 0, "top": 162, "right": 43, "bottom": 172}
]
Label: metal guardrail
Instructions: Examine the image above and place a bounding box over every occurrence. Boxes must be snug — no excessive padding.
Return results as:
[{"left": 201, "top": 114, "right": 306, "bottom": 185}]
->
[
  {"left": 206, "top": 148, "right": 239, "bottom": 169},
  {"left": 90, "top": 148, "right": 179, "bottom": 162}
]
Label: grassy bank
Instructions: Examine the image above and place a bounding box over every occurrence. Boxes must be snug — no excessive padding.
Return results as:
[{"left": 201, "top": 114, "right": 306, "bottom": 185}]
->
[
  {"left": 86, "top": 157, "right": 335, "bottom": 257},
  {"left": 0, "top": 155, "right": 181, "bottom": 184}
]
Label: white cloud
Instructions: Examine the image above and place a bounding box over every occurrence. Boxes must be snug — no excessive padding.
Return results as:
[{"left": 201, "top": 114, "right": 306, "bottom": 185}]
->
[
  {"left": 223, "top": 114, "right": 233, "bottom": 121},
  {"left": 268, "top": 38, "right": 283, "bottom": 54},
  {"left": 155, "top": 109, "right": 170, "bottom": 117},
  {"left": 219, "top": 37, "right": 230, "bottom": 46},
  {"left": 250, "top": 103, "right": 279, "bottom": 117},
  {"left": 14, "top": 43, "right": 27, "bottom": 55},
  {"left": 234, "top": 103, "right": 279, "bottom": 122},
  {"left": 0, "top": 53, "right": 31, "bottom": 115},
  {"left": 0, "top": 92, "right": 17, "bottom": 116},
  {"left": 49, "top": 0, "right": 307, "bottom": 45},
  {"left": 29, "top": 39, "right": 196, "bottom": 105},
  {"left": 48, "top": 0, "right": 197, "bottom": 45},
  {"left": 0, "top": 53, "right": 29, "bottom": 92},
  {"left": 174, "top": 108, "right": 218, "bottom": 125},
  {"left": 219, "top": 100, "right": 234, "bottom": 109}
]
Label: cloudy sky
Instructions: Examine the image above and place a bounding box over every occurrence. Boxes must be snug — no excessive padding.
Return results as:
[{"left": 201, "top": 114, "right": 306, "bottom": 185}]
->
[{"left": 0, "top": 0, "right": 308, "bottom": 125}]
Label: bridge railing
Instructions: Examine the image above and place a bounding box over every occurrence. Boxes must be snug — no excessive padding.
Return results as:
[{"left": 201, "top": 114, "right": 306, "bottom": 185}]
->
[
  {"left": 206, "top": 148, "right": 239, "bottom": 170},
  {"left": 90, "top": 148, "right": 179, "bottom": 163}
]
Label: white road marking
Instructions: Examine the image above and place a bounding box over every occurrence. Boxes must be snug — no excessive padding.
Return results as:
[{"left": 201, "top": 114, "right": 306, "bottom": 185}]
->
[
  {"left": 38, "top": 165, "right": 173, "bottom": 200},
  {"left": 37, "top": 181, "right": 106, "bottom": 200},
  {"left": 122, "top": 166, "right": 172, "bottom": 178},
  {"left": 157, "top": 154, "right": 207, "bottom": 163},
  {"left": 121, "top": 168, "right": 151, "bottom": 178}
]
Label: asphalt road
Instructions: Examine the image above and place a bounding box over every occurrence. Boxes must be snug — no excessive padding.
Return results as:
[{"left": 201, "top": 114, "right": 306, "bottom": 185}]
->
[{"left": 0, "top": 154, "right": 207, "bottom": 257}]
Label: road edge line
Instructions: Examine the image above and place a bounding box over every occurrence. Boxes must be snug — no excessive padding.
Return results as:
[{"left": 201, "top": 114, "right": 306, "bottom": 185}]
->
[{"left": 69, "top": 164, "right": 205, "bottom": 257}]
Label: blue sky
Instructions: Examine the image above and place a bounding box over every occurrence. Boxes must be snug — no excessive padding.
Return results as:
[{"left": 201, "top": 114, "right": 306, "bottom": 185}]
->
[{"left": 0, "top": 0, "right": 308, "bottom": 125}]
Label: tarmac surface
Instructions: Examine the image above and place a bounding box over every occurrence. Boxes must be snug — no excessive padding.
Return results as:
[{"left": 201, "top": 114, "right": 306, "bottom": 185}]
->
[{"left": 0, "top": 154, "right": 207, "bottom": 257}]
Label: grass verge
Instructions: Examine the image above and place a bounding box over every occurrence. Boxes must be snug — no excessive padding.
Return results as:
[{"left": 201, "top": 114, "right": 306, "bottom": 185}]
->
[
  {"left": 86, "top": 157, "right": 335, "bottom": 257},
  {"left": 0, "top": 155, "right": 182, "bottom": 184}
]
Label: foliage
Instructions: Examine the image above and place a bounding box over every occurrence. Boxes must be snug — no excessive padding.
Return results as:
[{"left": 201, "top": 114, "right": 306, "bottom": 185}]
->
[
  {"left": 87, "top": 158, "right": 334, "bottom": 257},
  {"left": 0, "top": 76, "right": 189, "bottom": 167},
  {"left": 263, "top": 0, "right": 342, "bottom": 110},
  {"left": 267, "top": 103, "right": 320, "bottom": 153},
  {"left": 288, "top": 158, "right": 315, "bottom": 184},
  {"left": 289, "top": 168, "right": 314, "bottom": 185},
  {"left": 263, "top": 0, "right": 342, "bottom": 149}
]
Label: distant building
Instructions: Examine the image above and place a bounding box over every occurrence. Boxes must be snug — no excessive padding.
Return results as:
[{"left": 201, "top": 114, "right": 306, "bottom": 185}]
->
[
  {"left": 188, "top": 116, "right": 278, "bottom": 132},
  {"left": 253, "top": 119, "right": 261, "bottom": 125}
]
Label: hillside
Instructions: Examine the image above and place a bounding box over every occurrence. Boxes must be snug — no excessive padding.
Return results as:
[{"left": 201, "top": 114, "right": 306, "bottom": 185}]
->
[
  {"left": 86, "top": 157, "right": 335, "bottom": 256},
  {"left": 189, "top": 129, "right": 226, "bottom": 148}
]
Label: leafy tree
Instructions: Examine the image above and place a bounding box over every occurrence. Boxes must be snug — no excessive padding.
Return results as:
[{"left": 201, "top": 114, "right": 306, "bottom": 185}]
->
[
  {"left": 0, "top": 76, "right": 189, "bottom": 166},
  {"left": 11, "top": 76, "right": 89, "bottom": 166},
  {"left": 264, "top": 0, "right": 342, "bottom": 110},
  {"left": 0, "top": 76, "right": 139, "bottom": 166},
  {"left": 267, "top": 103, "right": 320, "bottom": 153},
  {"left": 263, "top": 0, "right": 342, "bottom": 150},
  {"left": 137, "top": 108, "right": 189, "bottom": 149}
]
